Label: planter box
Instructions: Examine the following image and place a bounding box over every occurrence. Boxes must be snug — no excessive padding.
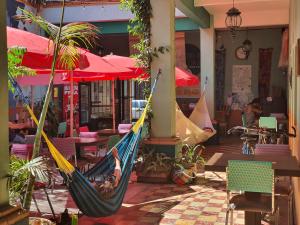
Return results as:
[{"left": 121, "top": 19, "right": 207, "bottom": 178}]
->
[{"left": 137, "top": 170, "right": 171, "bottom": 183}]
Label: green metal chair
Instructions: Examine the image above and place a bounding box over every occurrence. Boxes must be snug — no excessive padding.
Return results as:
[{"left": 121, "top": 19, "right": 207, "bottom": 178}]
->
[
  {"left": 258, "top": 117, "right": 278, "bottom": 144},
  {"left": 57, "top": 122, "right": 67, "bottom": 137},
  {"left": 225, "top": 160, "right": 279, "bottom": 225},
  {"left": 259, "top": 117, "right": 277, "bottom": 131}
]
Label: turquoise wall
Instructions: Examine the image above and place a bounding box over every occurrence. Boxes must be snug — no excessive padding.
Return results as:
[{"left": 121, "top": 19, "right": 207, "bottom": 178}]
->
[
  {"left": 216, "top": 28, "right": 287, "bottom": 100},
  {"left": 93, "top": 18, "right": 199, "bottom": 34}
]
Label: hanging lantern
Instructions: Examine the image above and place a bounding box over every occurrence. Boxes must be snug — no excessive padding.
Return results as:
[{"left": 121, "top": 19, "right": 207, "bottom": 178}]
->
[
  {"left": 242, "top": 30, "right": 252, "bottom": 52},
  {"left": 225, "top": 0, "right": 242, "bottom": 38},
  {"left": 242, "top": 39, "right": 252, "bottom": 52}
]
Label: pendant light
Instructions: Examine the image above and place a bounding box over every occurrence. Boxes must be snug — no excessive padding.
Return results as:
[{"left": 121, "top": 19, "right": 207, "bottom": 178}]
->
[{"left": 225, "top": 0, "right": 242, "bottom": 38}]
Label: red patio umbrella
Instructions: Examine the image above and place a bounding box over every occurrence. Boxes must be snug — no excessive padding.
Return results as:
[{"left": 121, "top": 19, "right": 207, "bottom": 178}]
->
[
  {"left": 102, "top": 54, "right": 200, "bottom": 87},
  {"left": 7, "top": 26, "right": 93, "bottom": 72},
  {"left": 7, "top": 27, "right": 134, "bottom": 134},
  {"left": 175, "top": 67, "right": 200, "bottom": 87}
]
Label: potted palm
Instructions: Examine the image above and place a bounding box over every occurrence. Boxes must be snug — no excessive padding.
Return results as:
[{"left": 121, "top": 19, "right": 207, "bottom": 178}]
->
[
  {"left": 172, "top": 144, "right": 205, "bottom": 185},
  {"left": 136, "top": 149, "right": 174, "bottom": 183}
]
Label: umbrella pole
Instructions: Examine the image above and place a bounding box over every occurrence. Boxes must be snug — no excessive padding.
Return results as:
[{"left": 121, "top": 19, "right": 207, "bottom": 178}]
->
[
  {"left": 70, "top": 71, "right": 74, "bottom": 138},
  {"left": 31, "top": 85, "right": 34, "bottom": 127},
  {"left": 129, "top": 80, "right": 132, "bottom": 123},
  {"left": 112, "top": 80, "right": 116, "bottom": 132},
  {"left": 69, "top": 71, "right": 78, "bottom": 166}
]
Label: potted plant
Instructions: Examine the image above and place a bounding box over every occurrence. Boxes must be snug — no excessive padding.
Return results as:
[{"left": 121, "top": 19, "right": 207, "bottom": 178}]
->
[
  {"left": 136, "top": 149, "right": 174, "bottom": 183},
  {"left": 172, "top": 144, "right": 206, "bottom": 185}
]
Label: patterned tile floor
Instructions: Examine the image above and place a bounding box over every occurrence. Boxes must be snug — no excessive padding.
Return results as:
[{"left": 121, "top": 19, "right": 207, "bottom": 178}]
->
[
  {"left": 30, "top": 137, "right": 289, "bottom": 224},
  {"left": 32, "top": 172, "right": 246, "bottom": 225}
]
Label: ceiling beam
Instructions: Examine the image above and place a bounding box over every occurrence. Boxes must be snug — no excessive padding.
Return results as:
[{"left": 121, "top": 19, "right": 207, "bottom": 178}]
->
[
  {"left": 195, "top": 0, "right": 288, "bottom": 7},
  {"left": 175, "top": 0, "right": 210, "bottom": 28}
]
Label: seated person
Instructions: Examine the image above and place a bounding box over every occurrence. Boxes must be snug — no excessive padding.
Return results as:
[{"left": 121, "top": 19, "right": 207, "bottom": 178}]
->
[
  {"left": 243, "top": 103, "right": 262, "bottom": 127},
  {"left": 9, "top": 121, "right": 30, "bottom": 144},
  {"left": 92, "top": 147, "right": 122, "bottom": 199}
]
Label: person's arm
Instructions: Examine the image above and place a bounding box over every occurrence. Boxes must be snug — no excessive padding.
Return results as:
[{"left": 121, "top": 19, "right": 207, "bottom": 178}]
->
[{"left": 112, "top": 147, "right": 121, "bottom": 187}]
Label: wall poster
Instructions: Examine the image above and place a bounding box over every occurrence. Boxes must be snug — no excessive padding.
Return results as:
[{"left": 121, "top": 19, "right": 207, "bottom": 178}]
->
[
  {"left": 232, "top": 65, "right": 252, "bottom": 93},
  {"left": 231, "top": 65, "right": 253, "bottom": 110}
]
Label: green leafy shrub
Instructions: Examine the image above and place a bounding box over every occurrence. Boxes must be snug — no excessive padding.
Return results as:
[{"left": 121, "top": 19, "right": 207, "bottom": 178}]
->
[{"left": 8, "top": 156, "right": 50, "bottom": 205}]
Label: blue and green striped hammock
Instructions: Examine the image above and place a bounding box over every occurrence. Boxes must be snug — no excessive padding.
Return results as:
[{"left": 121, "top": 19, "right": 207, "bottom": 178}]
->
[{"left": 9, "top": 72, "right": 160, "bottom": 217}]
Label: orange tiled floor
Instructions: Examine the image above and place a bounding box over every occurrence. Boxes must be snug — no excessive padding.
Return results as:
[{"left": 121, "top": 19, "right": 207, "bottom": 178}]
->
[{"left": 31, "top": 172, "right": 246, "bottom": 225}]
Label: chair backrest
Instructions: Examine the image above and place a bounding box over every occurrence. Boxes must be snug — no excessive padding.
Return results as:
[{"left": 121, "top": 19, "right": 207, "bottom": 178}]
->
[
  {"left": 52, "top": 138, "right": 76, "bottom": 160},
  {"left": 11, "top": 144, "right": 33, "bottom": 160},
  {"left": 118, "top": 123, "right": 132, "bottom": 134},
  {"left": 25, "top": 135, "right": 35, "bottom": 145},
  {"left": 57, "top": 122, "right": 67, "bottom": 137},
  {"left": 259, "top": 117, "right": 277, "bottom": 131},
  {"left": 241, "top": 113, "right": 247, "bottom": 127},
  {"left": 107, "top": 135, "right": 121, "bottom": 150},
  {"left": 227, "top": 160, "right": 274, "bottom": 194},
  {"left": 79, "top": 126, "right": 89, "bottom": 132}
]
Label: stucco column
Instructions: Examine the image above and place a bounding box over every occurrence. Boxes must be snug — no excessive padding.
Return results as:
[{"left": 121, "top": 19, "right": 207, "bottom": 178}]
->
[
  {"left": 0, "top": 0, "right": 9, "bottom": 208},
  {"left": 150, "top": 0, "right": 176, "bottom": 138},
  {"left": 200, "top": 16, "right": 215, "bottom": 118}
]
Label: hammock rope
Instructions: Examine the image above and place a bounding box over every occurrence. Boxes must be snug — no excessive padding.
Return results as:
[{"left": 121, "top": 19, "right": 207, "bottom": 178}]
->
[{"left": 9, "top": 71, "right": 161, "bottom": 217}]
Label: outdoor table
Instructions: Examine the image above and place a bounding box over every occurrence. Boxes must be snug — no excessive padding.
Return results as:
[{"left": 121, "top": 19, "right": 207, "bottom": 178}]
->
[
  {"left": 72, "top": 137, "right": 108, "bottom": 158},
  {"left": 205, "top": 153, "right": 300, "bottom": 225},
  {"left": 97, "top": 129, "right": 119, "bottom": 137}
]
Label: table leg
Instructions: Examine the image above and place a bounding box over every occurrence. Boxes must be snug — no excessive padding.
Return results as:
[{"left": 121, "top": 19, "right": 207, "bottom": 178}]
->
[
  {"left": 245, "top": 211, "right": 261, "bottom": 225},
  {"left": 76, "top": 145, "right": 81, "bottom": 159},
  {"left": 245, "top": 192, "right": 262, "bottom": 225}
]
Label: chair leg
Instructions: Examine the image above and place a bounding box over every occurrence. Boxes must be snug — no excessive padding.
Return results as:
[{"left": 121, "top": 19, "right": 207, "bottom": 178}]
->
[
  {"left": 43, "top": 187, "right": 56, "bottom": 222},
  {"left": 230, "top": 209, "right": 234, "bottom": 225},
  {"left": 32, "top": 194, "right": 42, "bottom": 215},
  {"left": 225, "top": 208, "right": 230, "bottom": 225},
  {"left": 275, "top": 206, "right": 280, "bottom": 225},
  {"left": 288, "top": 194, "right": 293, "bottom": 225}
]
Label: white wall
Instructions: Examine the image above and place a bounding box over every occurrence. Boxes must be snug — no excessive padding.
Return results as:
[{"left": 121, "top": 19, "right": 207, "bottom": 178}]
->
[{"left": 41, "top": 3, "right": 185, "bottom": 23}]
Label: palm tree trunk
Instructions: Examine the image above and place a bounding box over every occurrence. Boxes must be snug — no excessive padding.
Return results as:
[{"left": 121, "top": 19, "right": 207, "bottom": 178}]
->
[{"left": 22, "top": 0, "right": 66, "bottom": 210}]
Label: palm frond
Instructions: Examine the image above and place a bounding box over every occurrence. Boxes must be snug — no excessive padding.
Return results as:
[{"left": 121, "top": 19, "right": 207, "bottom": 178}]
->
[
  {"left": 15, "top": 156, "right": 50, "bottom": 183},
  {"left": 60, "top": 22, "right": 100, "bottom": 48},
  {"left": 15, "top": 9, "right": 100, "bottom": 70},
  {"left": 58, "top": 42, "right": 80, "bottom": 70},
  {"left": 15, "top": 8, "right": 59, "bottom": 40}
]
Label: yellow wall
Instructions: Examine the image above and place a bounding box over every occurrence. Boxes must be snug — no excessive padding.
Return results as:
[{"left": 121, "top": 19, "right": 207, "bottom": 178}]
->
[{"left": 289, "top": 0, "right": 300, "bottom": 224}]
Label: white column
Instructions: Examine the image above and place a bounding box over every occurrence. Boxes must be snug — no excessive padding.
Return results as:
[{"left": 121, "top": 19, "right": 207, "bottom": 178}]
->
[
  {"left": 200, "top": 16, "right": 215, "bottom": 118},
  {"left": 150, "top": 0, "right": 176, "bottom": 138}
]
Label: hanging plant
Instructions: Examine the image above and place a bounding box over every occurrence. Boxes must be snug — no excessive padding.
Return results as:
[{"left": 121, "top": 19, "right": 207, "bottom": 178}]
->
[
  {"left": 120, "top": 0, "right": 152, "bottom": 72},
  {"left": 120, "top": 0, "right": 169, "bottom": 126}
]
